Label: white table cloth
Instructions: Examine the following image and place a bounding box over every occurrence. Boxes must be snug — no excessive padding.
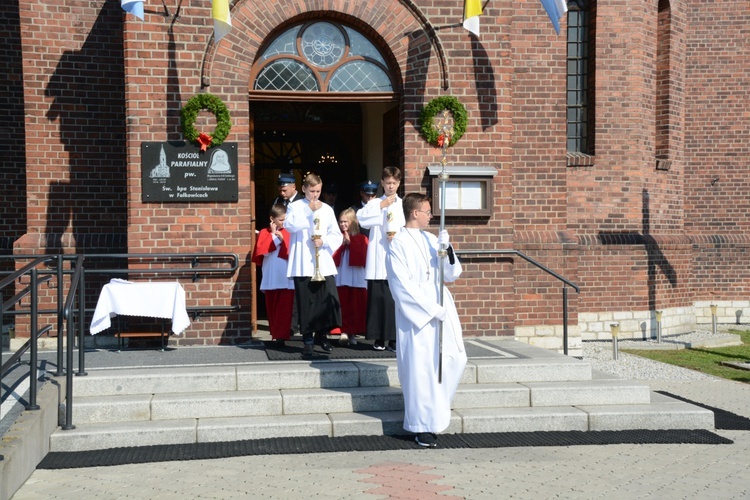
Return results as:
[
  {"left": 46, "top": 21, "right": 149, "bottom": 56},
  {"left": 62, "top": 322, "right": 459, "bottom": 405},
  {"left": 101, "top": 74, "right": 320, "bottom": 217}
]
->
[{"left": 90, "top": 279, "right": 190, "bottom": 335}]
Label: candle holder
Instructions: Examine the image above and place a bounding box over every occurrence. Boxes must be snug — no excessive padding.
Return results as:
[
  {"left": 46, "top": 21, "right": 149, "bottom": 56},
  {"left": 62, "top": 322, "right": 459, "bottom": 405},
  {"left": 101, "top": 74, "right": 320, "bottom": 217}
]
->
[{"left": 311, "top": 214, "right": 325, "bottom": 282}]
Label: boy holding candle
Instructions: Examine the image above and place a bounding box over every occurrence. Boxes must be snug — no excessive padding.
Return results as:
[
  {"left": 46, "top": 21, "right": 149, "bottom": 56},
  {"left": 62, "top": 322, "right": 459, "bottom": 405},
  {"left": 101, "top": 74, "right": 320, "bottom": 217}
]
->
[
  {"left": 356, "top": 166, "right": 404, "bottom": 351},
  {"left": 285, "top": 173, "right": 343, "bottom": 358}
]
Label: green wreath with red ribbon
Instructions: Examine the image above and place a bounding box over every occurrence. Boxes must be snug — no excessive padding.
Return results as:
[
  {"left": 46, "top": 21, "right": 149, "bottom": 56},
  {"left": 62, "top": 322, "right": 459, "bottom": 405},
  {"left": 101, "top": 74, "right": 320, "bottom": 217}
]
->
[
  {"left": 417, "top": 96, "right": 467, "bottom": 148},
  {"left": 180, "top": 93, "right": 232, "bottom": 151}
]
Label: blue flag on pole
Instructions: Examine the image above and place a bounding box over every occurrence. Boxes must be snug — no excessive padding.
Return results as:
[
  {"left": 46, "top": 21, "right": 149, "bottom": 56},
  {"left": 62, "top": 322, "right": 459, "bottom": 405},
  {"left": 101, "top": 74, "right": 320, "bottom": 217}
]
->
[
  {"left": 540, "top": 0, "right": 568, "bottom": 35},
  {"left": 121, "top": 0, "right": 144, "bottom": 21}
]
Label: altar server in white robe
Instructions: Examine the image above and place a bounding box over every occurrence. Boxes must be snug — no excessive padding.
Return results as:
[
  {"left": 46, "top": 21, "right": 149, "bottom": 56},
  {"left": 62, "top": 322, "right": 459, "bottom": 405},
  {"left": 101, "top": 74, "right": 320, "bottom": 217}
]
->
[
  {"left": 385, "top": 192, "right": 466, "bottom": 448},
  {"left": 285, "top": 172, "right": 343, "bottom": 358},
  {"left": 357, "top": 166, "right": 405, "bottom": 351}
]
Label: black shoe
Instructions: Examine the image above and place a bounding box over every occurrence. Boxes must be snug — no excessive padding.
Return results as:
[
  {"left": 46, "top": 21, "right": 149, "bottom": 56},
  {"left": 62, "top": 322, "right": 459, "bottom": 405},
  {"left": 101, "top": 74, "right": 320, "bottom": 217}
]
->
[
  {"left": 386, "top": 341, "right": 396, "bottom": 352},
  {"left": 415, "top": 433, "right": 437, "bottom": 448},
  {"left": 273, "top": 339, "right": 285, "bottom": 347},
  {"left": 373, "top": 340, "right": 386, "bottom": 351},
  {"left": 302, "top": 344, "right": 314, "bottom": 358},
  {"left": 315, "top": 332, "right": 333, "bottom": 352}
]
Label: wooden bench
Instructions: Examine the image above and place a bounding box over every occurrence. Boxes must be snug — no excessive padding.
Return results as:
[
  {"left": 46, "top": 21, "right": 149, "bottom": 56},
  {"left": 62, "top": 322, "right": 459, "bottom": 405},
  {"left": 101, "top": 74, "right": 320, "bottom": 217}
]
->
[{"left": 113, "top": 318, "right": 169, "bottom": 351}]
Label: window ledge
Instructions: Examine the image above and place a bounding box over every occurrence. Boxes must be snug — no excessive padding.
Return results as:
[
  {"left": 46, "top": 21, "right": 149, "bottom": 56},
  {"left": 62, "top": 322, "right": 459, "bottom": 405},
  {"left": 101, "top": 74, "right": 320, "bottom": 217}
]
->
[
  {"left": 566, "top": 152, "right": 595, "bottom": 167},
  {"left": 655, "top": 157, "right": 672, "bottom": 171}
]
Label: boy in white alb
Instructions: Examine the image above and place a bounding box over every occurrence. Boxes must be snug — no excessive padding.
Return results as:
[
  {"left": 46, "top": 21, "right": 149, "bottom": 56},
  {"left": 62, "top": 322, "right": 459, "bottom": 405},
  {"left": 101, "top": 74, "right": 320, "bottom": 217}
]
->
[
  {"left": 386, "top": 192, "right": 466, "bottom": 448},
  {"left": 284, "top": 173, "right": 343, "bottom": 358},
  {"left": 356, "top": 166, "right": 404, "bottom": 351}
]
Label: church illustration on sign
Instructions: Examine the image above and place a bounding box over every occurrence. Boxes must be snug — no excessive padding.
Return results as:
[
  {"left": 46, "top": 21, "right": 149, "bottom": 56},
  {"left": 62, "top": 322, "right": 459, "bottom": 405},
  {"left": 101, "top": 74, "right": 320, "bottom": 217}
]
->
[{"left": 150, "top": 145, "right": 170, "bottom": 179}]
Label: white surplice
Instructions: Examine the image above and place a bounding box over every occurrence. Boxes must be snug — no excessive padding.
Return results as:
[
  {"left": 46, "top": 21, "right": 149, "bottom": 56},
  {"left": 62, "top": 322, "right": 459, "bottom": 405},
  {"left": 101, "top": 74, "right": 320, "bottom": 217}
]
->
[
  {"left": 285, "top": 199, "right": 342, "bottom": 277},
  {"left": 357, "top": 195, "right": 404, "bottom": 280},
  {"left": 385, "top": 228, "right": 466, "bottom": 433},
  {"left": 259, "top": 234, "right": 295, "bottom": 291}
]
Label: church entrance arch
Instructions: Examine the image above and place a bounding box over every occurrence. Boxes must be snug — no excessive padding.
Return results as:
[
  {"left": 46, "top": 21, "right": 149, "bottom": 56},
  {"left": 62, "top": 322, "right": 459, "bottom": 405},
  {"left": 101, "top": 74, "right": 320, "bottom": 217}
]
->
[{"left": 248, "top": 20, "right": 400, "bottom": 331}]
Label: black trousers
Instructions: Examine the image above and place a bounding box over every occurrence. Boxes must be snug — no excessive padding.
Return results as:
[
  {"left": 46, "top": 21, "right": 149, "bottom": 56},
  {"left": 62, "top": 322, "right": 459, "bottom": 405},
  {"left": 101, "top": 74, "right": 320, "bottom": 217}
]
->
[
  {"left": 293, "top": 276, "right": 341, "bottom": 345},
  {"left": 365, "top": 279, "right": 396, "bottom": 342}
]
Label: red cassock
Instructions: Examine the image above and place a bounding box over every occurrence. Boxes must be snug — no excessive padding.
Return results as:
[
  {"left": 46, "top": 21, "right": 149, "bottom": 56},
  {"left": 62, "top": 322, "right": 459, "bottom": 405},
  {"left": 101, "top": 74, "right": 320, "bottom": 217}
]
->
[
  {"left": 331, "top": 233, "right": 368, "bottom": 335},
  {"left": 251, "top": 228, "right": 294, "bottom": 340}
]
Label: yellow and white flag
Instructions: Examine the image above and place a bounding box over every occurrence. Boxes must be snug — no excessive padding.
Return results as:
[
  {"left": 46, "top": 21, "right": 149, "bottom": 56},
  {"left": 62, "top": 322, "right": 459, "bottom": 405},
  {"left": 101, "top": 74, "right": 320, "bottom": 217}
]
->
[
  {"left": 212, "top": 0, "right": 232, "bottom": 42},
  {"left": 463, "top": 0, "right": 483, "bottom": 37}
]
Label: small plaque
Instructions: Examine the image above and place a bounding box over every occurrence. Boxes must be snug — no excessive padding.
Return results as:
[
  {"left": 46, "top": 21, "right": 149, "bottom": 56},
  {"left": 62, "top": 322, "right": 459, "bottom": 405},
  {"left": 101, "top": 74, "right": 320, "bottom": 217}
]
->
[{"left": 141, "top": 142, "right": 238, "bottom": 203}]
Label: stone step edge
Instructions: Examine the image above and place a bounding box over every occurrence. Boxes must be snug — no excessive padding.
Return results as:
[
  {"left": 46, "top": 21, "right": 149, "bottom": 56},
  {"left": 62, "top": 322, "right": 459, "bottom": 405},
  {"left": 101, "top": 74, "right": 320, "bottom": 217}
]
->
[
  {"left": 70, "top": 381, "right": 654, "bottom": 424},
  {"left": 49, "top": 401, "right": 716, "bottom": 453},
  {"left": 69, "top": 358, "right": 594, "bottom": 397}
]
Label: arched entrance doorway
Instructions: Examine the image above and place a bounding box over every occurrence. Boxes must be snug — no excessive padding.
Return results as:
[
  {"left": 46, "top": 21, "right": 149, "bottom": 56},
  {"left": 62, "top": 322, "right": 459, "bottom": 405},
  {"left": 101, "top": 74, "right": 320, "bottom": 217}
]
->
[{"left": 248, "top": 20, "right": 400, "bottom": 332}]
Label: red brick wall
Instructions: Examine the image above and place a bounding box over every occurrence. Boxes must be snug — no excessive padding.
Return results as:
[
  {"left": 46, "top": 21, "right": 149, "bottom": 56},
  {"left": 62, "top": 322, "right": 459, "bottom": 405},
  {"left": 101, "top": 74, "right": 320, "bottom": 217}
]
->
[
  {"left": 15, "top": 0, "right": 127, "bottom": 256},
  {"left": 9, "top": 0, "right": 750, "bottom": 344},
  {"left": 0, "top": 0, "right": 27, "bottom": 252},
  {"left": 684, "top": 1, "right": 750, "bottom": 301},
  {"left": 507, "top": 0, "right": 576, "bottom": 328},
  {"left": 10, "top": 1, "right": 129, "bottom": 337},
  {"left": 0, "top": 0, "right": 25, "bottom": 308},
  {"left": 120, "top": 0, "right": 522, "bottom": 341},
  {"left": 566, "top": 0, "right": 693, "bottom": 315}
]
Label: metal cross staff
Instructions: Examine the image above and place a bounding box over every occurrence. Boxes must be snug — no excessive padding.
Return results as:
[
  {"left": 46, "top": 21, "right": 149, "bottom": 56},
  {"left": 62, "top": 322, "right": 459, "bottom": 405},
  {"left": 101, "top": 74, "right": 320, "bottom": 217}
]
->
[{"left": 435, "top": 109, "right": 454, "bottom": 384}]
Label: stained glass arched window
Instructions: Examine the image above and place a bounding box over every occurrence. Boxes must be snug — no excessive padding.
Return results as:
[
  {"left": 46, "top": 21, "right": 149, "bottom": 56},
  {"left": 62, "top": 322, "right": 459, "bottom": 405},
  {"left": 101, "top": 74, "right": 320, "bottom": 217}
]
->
[{"left": 251, "top": 21, "right": 395, "bottom": 97}]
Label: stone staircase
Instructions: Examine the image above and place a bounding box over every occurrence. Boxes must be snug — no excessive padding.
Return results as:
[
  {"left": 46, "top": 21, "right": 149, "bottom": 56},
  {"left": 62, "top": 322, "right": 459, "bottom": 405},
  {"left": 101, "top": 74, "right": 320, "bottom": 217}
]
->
[{"left": 49, "top": 340, "right": 715, "bottom": 452}]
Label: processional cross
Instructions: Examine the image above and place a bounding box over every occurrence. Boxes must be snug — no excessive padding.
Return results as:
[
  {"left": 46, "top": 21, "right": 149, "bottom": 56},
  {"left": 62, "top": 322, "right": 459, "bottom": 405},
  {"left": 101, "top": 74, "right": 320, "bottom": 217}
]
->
[{"left": 432, "top": 108, "right": 454, "bottom": 385}]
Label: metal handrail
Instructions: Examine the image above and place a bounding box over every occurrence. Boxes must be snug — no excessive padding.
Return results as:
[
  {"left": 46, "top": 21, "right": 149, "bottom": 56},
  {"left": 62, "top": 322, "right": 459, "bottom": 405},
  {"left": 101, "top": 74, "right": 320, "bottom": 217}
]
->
[
  {"left": 60, "top": 255, "right": 85, "bottom": 430},
  {"left": 1, "top": 251, "right": 242, "bottom": 432},
  {"left": 73, "top": 252, "right": 239, "bottom": 282},
  {"left": 1, "top": 256, "right": 57, "bottom": 420},
  {"left": 456, "top": 249, "right": 580, "bottom": 355},
  {"left": 0, "top": 256, "right": 51, "bottom": 289}
]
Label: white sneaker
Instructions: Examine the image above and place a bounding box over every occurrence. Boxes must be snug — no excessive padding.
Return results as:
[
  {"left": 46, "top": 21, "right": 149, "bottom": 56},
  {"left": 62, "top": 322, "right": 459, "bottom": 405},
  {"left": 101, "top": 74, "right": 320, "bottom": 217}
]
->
[{"left": 339, "top": 333, "right": 349, "bottom": 346}]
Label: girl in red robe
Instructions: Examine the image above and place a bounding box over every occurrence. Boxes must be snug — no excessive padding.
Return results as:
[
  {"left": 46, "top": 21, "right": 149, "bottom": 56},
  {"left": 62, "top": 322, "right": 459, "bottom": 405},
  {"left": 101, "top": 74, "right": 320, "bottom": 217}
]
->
[{"left": 331, "top": 208, "right": 368, "bottom": 345}]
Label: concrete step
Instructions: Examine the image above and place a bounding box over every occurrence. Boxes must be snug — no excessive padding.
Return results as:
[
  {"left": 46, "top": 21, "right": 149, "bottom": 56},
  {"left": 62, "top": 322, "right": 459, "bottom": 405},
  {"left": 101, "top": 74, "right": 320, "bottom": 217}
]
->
[
  {"left": 523, "top": 379, "right": 652, "bottom": 407},
  {"left": 71, "top": 357, "right": 593, "bottom": 397},
  {"left": 71, "top": 365, "right": 239, "bottom": 397},
  {"left": 71, "top": 380, "right": 650, "bottom": 425},
  {"left": 50, "top": 396, "right": 714, "bottom": 452},
  {"left": 50, "top": 349, "right": 713, "bottom": 453},
  {"left": 72, "top": 390, "right": 285, "bottom": 424}
]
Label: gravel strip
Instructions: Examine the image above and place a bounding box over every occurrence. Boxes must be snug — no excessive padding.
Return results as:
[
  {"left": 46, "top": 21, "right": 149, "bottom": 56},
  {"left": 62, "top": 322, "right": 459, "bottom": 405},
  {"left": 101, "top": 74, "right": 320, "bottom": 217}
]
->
[{"left": 582, "top": 329, "right": 740, "bottom": 381}]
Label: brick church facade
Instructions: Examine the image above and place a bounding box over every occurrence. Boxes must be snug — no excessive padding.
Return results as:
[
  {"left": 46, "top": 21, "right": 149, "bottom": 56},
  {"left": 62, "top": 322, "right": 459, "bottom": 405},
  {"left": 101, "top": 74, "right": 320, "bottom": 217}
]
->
[{"left": 2, "top": 0, "right": 749, "bottom": 353}]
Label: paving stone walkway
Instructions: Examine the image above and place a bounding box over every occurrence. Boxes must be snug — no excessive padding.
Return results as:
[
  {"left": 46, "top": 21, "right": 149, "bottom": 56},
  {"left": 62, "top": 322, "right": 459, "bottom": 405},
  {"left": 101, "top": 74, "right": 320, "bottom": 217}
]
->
[{"left": 11, "top": 378, "right": 750, "bottom": 499}]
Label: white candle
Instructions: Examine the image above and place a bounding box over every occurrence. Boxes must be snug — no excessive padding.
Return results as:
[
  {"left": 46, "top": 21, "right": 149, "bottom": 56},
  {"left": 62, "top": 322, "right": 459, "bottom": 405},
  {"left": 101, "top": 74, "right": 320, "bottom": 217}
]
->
[
  {"left": 386, "top": 211, "right": 397, "bottom": 235},
  {"left": 312, "top": 211, "right": 323, "bottom": 237}
]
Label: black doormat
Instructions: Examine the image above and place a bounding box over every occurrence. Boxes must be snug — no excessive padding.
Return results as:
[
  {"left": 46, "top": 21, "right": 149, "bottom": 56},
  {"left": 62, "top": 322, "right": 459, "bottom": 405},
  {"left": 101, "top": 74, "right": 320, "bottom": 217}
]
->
[
  {"left": 264, "top": 339, "right": 396, "bottom": 360},
  {"left": 656, "top": 391, "right": 750, "bottom": 431},
  {"left": 263, "top": 338, "right": 515, "bottom": 361},
  {"left": 37, "top": 429, "right": 731, "bottom": 470}
]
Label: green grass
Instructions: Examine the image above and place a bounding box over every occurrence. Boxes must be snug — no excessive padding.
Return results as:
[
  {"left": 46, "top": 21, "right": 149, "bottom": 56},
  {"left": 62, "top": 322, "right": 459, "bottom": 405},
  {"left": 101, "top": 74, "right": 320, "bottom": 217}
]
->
[{"left": 622, "top": 329, "right": 750, "bottom": 384}]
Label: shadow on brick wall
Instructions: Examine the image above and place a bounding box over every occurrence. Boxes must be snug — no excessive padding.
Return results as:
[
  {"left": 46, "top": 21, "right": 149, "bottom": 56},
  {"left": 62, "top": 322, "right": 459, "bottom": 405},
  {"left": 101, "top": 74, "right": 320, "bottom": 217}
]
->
[
  {"left": 43, "top": 1, "right": 127, "bottom": 255},
  {"left": 0, "top": 0, "right": 27, "bottom": 245}
]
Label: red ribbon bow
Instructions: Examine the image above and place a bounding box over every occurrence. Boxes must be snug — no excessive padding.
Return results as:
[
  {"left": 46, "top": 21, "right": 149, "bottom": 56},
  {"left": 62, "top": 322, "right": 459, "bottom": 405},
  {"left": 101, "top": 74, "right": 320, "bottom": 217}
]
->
[
  {"left": 437, "top": 134, "right": 445, "bottom": 148},
  {"left": 198, "top": 132, "right": 213, "bottom": 152}
]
